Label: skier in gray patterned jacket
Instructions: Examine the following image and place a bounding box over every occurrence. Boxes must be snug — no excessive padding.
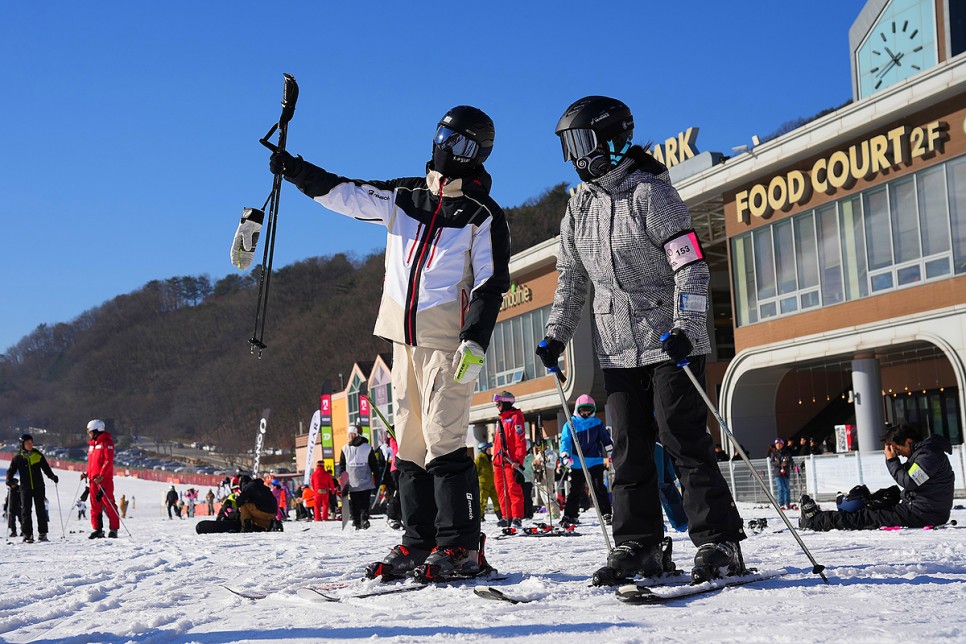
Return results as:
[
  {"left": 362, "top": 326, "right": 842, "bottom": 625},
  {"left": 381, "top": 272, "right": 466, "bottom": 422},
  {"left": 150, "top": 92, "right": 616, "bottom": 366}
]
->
[{"left": 537, "top": 96, "right": 746, "bottom": 584}]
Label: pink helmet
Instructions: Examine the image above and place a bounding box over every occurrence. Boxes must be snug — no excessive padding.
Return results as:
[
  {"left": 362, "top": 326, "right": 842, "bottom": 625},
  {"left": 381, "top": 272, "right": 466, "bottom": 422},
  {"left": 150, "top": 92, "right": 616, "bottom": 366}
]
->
[
  {"left": 493, "top": 391, "right": 515, "bottom": 404},
  {"left": 575, "top": 394, "right": 596, "bottom": 413}
]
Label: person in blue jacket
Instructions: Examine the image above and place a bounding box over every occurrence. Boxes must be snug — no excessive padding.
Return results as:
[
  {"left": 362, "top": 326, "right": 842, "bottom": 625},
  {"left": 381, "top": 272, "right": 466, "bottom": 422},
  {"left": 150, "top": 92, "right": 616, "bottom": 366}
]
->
[{"left": 560, "top": 395, "right": 613, "bottom": 526}]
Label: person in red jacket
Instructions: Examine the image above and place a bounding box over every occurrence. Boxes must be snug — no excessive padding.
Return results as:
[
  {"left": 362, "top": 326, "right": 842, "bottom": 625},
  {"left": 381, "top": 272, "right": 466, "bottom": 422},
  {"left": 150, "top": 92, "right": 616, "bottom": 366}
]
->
[
  {"left": 492, "top": 391, "right": 527, "bottom": 528},
  {"left": 310, "top": 461, "right": 336, "bottom": 521},
  {"left": 83, "top": 419, "right": 120, "bottom": 538}
]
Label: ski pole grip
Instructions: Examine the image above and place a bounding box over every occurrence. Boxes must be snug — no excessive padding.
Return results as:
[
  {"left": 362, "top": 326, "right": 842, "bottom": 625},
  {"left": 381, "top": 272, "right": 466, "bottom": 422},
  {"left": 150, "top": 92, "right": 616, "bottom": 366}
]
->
[
  {"left": 279, "top": 73, "right": 299, "bottom": 125},
  {"left": 538, "top": 340, "right": 567, "bottom": 383},
  {"left": 659, "top": 332, "right": 689, "bottom": 368}
]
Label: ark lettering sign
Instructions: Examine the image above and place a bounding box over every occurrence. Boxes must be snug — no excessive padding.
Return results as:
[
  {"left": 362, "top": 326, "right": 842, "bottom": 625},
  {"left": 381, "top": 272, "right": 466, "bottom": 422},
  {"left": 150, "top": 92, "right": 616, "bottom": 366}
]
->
[
  {"left": 736, "top": 121, "right": 949, "bottom": 224},
  {"left": 649, "top": 127, "right": 699, "bottom": 168}
]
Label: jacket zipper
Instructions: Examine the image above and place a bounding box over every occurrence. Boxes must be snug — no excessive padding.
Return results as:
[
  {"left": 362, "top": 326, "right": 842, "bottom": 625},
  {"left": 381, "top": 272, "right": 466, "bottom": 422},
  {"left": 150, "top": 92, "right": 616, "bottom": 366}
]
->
[{"left": 405, "top": 179, "right": 445, "bottom": 343}]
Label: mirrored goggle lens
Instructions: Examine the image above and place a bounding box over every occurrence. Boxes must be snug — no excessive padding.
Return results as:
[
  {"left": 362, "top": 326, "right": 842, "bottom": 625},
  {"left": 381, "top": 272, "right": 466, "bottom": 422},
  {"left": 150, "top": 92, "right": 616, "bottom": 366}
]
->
[
  {"left": 559, "top": 128, "right": 598, "bottom": 162},
  {"left": 434, "top": 126, "right": 479, "bottom": 158}
]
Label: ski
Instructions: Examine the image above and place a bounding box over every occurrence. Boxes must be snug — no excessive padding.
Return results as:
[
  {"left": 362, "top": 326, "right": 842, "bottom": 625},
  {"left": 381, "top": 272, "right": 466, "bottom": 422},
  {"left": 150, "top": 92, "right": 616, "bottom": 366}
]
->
[
  {"left": 221, "top": 585, "right": 268, "bottom": 600},
  {"left": 880, "top": 520, "right": 959, "bottom": 531},
  {"left": 300, "top": 572, "right": 510, "bottom": 602},
  {"left": 474, "top": 570, "right": 689, "bottom": 604},
  {"left": 472, "top": 586, "right": 534, "bottom": 604},
  {"left": 616, "top": 568, "right": 788, "bottom": 604},
  {"left": 494, "top": 523, "right": 580, "bottom": 540},
  {"left": 297, "top": 584, "right": 425, "bottom": 602}
]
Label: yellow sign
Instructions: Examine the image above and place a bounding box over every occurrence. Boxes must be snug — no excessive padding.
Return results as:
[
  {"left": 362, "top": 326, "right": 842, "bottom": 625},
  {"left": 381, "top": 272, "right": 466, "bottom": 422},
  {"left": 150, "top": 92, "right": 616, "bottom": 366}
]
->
[
  {"left": 650, "top": 127, "right": 699, "bottom": 168},
  {"left": 500, "top": 283, "right": 532, "bottom": 311},
  {"left": 736, "top": 121, "right": 949, "bottom": 224}
]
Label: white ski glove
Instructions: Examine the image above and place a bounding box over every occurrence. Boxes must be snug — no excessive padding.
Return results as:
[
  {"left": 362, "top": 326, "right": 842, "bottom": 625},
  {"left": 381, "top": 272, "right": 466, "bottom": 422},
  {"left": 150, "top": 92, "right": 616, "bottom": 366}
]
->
[
  {"left": 452, "top": 340, "right": 485, "bottom": 384},
  {"left": 230, "top": 207, "right": 264, "bottom": 270}
]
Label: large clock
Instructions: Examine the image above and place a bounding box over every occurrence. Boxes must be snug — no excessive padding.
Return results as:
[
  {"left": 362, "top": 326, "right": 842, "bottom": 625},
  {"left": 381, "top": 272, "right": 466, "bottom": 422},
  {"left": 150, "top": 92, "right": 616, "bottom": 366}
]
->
[{"left": 855, "top": 0, "right": 938, "bottom": 99}]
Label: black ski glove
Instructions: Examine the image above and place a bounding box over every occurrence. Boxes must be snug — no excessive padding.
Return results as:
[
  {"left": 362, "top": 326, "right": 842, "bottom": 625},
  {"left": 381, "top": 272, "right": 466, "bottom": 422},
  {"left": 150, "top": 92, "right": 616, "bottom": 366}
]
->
[
  {"left": 535, "top": 337, "right": 565, "bottom": 369},
  {"left": 51, "top": 475, "right": 59, "bottom": 484},
  {"left": 269, "top": 150, "right": 304, "bottom": 179},
  {"left": 661, "top": 328, "right": 693, "bottom": 364}
]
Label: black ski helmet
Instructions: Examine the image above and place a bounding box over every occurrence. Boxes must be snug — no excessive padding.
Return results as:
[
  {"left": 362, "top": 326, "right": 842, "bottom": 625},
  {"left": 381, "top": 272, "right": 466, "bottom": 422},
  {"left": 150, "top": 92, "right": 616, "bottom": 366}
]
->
[
  {"left": 555, "top": 96, "right": 634, "bottom": 181},
  {"left": 19, "top": 434, "right": 33, "bottom": 448},
  {"left": 432, "top": 105, "right": 495, "bottom": 179}
]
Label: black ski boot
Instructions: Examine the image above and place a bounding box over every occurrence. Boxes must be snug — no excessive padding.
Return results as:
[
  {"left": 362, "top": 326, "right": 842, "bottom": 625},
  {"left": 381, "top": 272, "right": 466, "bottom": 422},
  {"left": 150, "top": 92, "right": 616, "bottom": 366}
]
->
[
  {"left": 413, "top": 533, "right": 492, "bottom": 583},
  {"left": 691, "top": 541, "right": 746, "bottom": 582},
  {"left": 594, "top": 537, "right": 675, "bottom": 585},
  {"left": 89, "top": 530, "right": 105, "bottom": 539},
  {"left": 22, "top": 534, "right": 34, "bottom": 544},
  {"left": 38, "top": 534, "right": 49, "bottom": 542},
  {"left": 108, "top": 530, "right": 118, "bottom": 538},
  {"left": 799, "top": 494, "right": 819, "bottom": 530},
  {"left": 365, "top": 544, "right": 431, "bottom": 580},
  {"left": 559, "top": 515, "right": 579, "bottom": 528}
]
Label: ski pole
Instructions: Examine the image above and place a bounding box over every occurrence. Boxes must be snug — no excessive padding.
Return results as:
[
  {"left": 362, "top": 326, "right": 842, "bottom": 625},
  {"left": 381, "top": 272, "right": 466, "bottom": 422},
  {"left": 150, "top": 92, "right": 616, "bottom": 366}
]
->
[
  {"left": 3, "top": 488, "right": 10, "bottom": 544},
  {"left": 55, "top": 482, "right": 66, "bottom": 541},
  {"left": 540, "top": 341, "right": 613, "bottom": 553},
  {"left": 250, "top": 73, "right": 299, "bottom": 356},
  {"left": 662, "top": 340, "right": 828, "bottom": 584},
  {"left": 364, "top": 396, "right": 396, "bottom": 442},
  {"left": 93, "top": 480, "right": 133, "bottom": 539}
]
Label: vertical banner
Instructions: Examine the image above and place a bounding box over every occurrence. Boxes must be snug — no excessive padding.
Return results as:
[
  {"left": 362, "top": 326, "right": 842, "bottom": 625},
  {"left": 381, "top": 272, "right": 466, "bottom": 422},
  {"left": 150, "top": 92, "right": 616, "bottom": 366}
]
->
[
  {"left": 359, "top": 395, "right": 371, "bottom": 442},
  {"left": 303, "top": 409, "right": 322, "bottom": 485},
  {"left": 320, "top": 394, "right": 334, "bottom": 472},
  {"left": 253, "top": 408, "right": 270, "bottom": 476}
]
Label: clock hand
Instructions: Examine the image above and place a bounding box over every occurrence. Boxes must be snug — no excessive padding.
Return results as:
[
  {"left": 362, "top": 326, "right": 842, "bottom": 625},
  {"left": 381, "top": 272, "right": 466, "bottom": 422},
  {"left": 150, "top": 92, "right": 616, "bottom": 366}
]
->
[
  {"left": 877, "top": 59, "right": 897, "bottom": 79},
  {"left": 884, "top": 46, "right": 899, "bottom": 63}
]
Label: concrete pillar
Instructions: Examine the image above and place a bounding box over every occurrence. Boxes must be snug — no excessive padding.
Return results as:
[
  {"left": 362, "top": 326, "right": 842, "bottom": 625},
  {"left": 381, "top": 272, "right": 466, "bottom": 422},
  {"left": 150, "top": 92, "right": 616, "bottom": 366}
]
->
[{"left": 851, "top": 357, "right": 884, "bottom": 453}]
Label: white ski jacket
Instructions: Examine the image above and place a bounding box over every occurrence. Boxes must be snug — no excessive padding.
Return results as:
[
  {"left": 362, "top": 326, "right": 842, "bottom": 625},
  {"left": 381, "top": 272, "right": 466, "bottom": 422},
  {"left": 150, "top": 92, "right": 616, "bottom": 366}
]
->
[{"left": 287, "top": 161, "right": 510, "bottom": 351}]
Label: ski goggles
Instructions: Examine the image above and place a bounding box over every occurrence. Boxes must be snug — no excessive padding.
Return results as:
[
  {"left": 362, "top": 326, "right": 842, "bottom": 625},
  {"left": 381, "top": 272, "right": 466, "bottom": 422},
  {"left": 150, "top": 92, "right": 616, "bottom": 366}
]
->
[
  {"left": 559, "top": 128, "right": 599, "bottom": 162},
  {"left": 434, "top": 126, "right": 480, "bottom": 159}
]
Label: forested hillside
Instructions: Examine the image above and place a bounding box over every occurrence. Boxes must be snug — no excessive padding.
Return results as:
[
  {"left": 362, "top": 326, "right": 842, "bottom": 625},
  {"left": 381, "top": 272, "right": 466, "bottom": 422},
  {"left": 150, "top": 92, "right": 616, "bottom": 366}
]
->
[{"left": 0, "top": 184, "right": 570, "bottom": 449}]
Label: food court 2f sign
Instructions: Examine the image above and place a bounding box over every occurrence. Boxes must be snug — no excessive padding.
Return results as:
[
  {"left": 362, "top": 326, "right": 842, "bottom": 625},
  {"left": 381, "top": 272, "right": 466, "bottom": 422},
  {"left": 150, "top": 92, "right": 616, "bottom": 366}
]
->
[{"left": 736, "top": 120, "right": 949, "bottom": 224}]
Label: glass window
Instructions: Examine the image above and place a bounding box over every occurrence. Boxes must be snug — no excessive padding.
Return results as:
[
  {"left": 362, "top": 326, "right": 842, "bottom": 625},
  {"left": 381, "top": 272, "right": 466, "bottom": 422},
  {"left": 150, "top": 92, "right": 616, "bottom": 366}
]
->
[
  {"left": 890, "top": 177, "right": 920, "bottom": 263},
  {"left": 897, "top": 264, "right": 922, "bottom": 286},
  {"left": 794, "top": 213, "right": 819, "bottom": 289},
  {"left": 918, "top": 165, "right": 950, "bottom": 256},
  {"left": 731, "top": 235, "right": 757, "bottom": 326},
  {"left": 839, "top": 195, "right": 869, "bottom": 300},
  {"left": 753, "top": 228, "right": 776, "bottom": 300},
  {"left": 817, "top": 204, "right": 844, "bottom": 305},
  {"left": 947, "top": 156, "right": 966, "bottom": 274},
  {"left": 864, "top": 187, "right": 892, "bottom": 270},
  {"left": 774, "top": 220, "right": 797, "bottom": 295}
]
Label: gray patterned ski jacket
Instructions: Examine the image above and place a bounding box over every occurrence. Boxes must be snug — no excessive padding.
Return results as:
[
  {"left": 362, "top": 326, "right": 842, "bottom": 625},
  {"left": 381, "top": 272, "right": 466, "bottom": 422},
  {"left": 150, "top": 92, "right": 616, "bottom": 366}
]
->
[{"left": 545, "top": 147, "right": 710, "bottom": 369}]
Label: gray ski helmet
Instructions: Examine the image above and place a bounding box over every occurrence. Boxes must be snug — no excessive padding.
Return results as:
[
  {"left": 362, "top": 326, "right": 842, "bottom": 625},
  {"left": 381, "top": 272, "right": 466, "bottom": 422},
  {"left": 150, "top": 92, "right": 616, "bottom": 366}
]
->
[
  {"left": 433, "top": 105, "right": 494, "bottom": 178},
  {"left": 555, "top": 96, "right": 634, "bottom": 180}
]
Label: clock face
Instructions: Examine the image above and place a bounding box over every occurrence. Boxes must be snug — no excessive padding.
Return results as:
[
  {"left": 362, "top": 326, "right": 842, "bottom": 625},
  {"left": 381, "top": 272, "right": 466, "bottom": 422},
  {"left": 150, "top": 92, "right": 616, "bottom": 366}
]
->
[{"left": 856, "top": 0, "right": 937, "bottom": 99}]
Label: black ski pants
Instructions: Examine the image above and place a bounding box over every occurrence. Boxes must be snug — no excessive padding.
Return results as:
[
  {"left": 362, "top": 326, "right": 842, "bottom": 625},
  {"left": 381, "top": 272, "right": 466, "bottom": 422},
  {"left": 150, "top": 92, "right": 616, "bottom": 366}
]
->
[
  {"left": 564, "top": 465, "right": 612, "bottom": 518},
  {"left": 386, "top": 469, "right": 402, "bottom": 523},
  {"left": 348, "top": 490, "right": 372, "bottom": 527},
  {"left": 397, "top": 447, "right": 480, "bottom": 550},
  {"left": 20, "top": 486, "right": 48, "bottom": 537},
  {"left": 605, "top": 357, "right": 744, "bottom": 548},
  {"left": 808, "top": 503, "right": 945, "bottom": 531}
]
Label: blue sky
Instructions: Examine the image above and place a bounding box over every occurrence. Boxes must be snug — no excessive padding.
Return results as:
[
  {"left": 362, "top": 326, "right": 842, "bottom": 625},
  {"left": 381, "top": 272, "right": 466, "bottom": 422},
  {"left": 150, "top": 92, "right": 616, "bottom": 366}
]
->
[{"left": 0, "top": 1, "right": 866, "bottom": 353}]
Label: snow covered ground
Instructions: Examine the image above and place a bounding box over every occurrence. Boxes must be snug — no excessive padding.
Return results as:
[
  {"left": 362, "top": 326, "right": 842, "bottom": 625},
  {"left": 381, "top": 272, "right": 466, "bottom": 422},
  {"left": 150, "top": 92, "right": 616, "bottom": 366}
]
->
[{"left": 2, "top": 466, "right": 965, "bottom": 643}]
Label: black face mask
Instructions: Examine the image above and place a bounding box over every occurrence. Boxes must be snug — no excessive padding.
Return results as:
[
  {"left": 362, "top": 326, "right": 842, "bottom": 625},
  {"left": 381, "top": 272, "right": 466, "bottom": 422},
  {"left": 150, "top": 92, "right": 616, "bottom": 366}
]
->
[
  {"left": 432, "top": 145, "right": 478, "bottom": 179},
  {"left": 572, "top": 150, "right": 614, "bottom": 181}
]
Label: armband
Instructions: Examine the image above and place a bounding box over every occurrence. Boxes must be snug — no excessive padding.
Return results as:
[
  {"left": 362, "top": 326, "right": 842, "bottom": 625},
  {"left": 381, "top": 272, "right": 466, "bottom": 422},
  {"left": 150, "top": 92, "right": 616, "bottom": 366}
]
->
[{"left": 662, "top": 230, "right": 705, "bottom": 272}]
